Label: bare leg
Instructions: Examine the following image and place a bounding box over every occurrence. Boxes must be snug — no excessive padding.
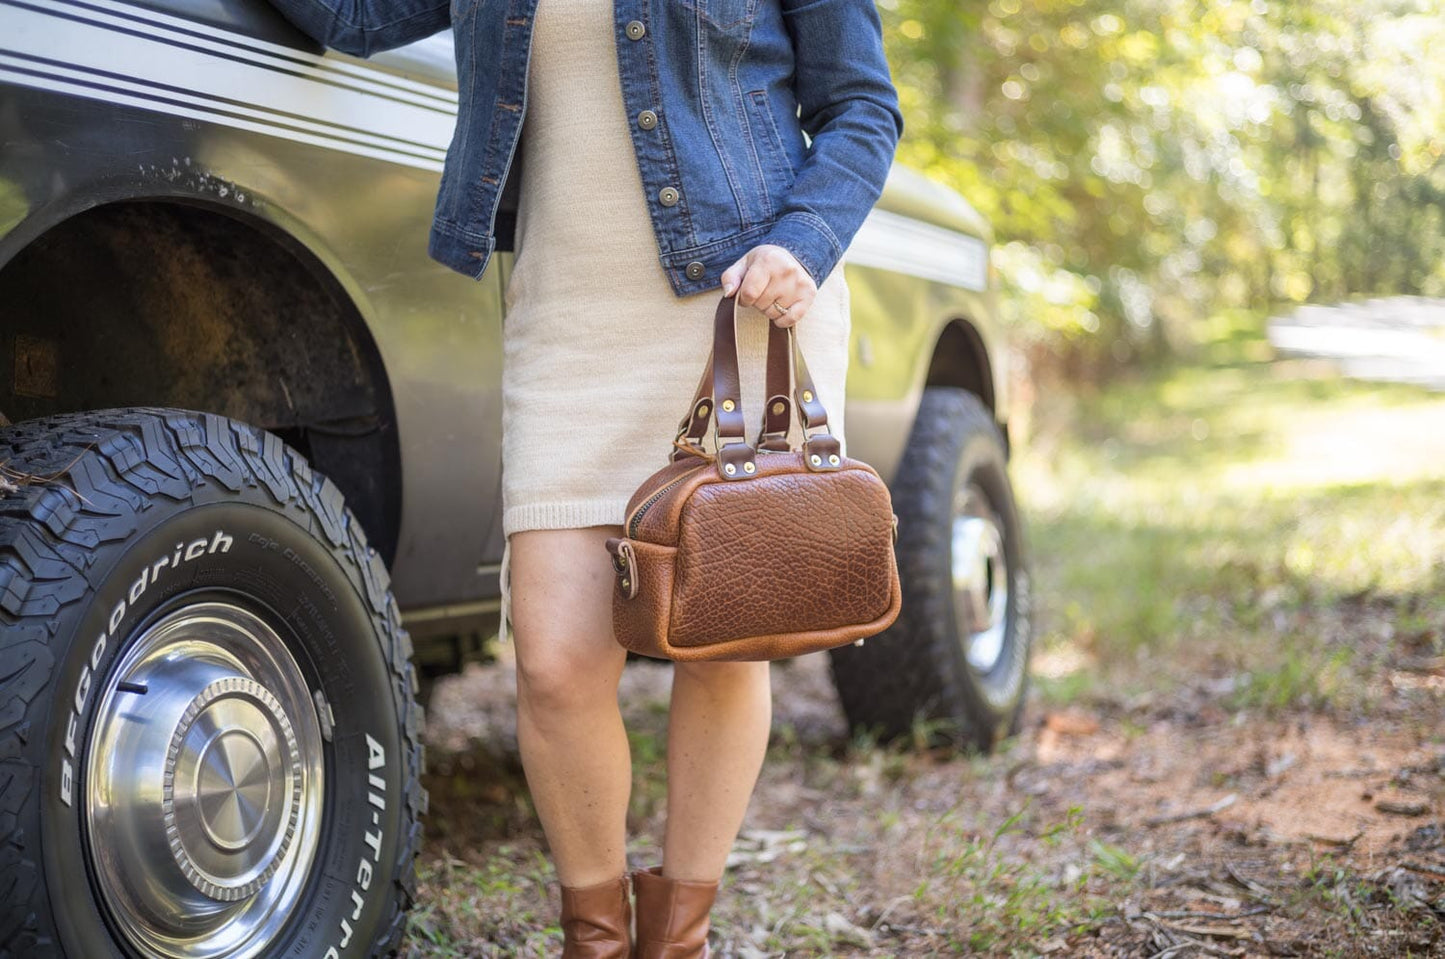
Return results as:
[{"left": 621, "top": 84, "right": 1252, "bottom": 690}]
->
[
  {"left": 661, "top": 660, "right": 773, "bottom": 881},
  {"left": 509, "top": 525, "right": 632, "bottom": 887}
]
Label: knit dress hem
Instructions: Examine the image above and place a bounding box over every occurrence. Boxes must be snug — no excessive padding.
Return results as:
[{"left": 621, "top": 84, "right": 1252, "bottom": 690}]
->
[{"left": 503, "top": 500, "right": 631, "bottom": 535}]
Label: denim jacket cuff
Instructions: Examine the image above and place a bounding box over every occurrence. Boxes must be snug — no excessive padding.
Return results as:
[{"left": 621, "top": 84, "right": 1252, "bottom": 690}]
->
[{"left": 758, "top": 211, "right": 844, "bottom": 290}]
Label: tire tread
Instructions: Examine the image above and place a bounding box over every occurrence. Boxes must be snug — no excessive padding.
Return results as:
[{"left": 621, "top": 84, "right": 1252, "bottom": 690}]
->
[
  {"left": 828, "top": 389, "right": 1029, "bottom": 750},
  {"left": 0, "top": 408, "right": 426, "bottom": 958}
]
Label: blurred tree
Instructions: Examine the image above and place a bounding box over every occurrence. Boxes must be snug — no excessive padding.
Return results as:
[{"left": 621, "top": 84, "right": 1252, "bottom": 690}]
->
[{"left": 878, "top": 0, "right": 1445, "bottom": 372}]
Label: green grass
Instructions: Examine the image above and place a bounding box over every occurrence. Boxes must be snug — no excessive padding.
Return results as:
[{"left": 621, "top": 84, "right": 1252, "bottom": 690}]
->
[
  {"left": 1015, "top": 349, "right": 1445, "bottom": 708},
  {"left": 910, "top": 802, "right": 1126, "bottom": 955}
]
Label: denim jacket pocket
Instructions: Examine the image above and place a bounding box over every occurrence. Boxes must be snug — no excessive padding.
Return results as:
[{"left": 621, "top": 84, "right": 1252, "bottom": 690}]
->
[
  {"left": 680, "top": 0, "right": 760, "bottom": 30},
  {"left": 744, "top": 89, "right": 797, "bottom": 199}
]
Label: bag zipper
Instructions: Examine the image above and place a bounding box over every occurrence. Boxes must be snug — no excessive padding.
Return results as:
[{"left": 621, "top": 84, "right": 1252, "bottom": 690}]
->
[{"left": 626, "top": 466, "right": 704, "bottom": 538}]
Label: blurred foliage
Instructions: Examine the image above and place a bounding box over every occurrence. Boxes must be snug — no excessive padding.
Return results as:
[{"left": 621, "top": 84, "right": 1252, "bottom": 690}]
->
[{"left": 879, "top": 0, "right": 1445, "bottom": 370}]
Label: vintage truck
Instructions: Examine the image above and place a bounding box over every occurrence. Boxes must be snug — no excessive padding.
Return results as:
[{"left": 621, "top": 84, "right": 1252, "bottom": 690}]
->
[{"left": 0, "top": 1, "right": 1030, "bottom": 955}]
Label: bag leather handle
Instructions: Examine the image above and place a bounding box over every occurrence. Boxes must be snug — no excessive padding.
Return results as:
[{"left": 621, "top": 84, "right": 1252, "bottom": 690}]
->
[
  {"left": 671, "top": 294, "right": 842, "bottom": 479},
  {"left": 672, "top": 296, "right": 810, "bottom": 454}
]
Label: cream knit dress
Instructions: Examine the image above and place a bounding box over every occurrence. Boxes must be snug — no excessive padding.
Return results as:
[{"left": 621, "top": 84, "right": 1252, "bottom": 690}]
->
[{"left": 496, "top": 0, "right": 852, "bottom": 645}]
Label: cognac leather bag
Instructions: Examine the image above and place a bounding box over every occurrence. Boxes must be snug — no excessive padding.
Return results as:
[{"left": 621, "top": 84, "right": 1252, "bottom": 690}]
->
[{"left": 604, "top": 293, "right": 903, "bottom": 661}]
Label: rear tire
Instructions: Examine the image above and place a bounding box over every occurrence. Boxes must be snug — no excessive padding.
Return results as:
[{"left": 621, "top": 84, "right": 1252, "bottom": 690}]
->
[
  {"left": 0, "top": 408, "right": 426, "bottom": 958},
  {"left": 828, "top": 388, "right": 1031, "bottom": 750}
]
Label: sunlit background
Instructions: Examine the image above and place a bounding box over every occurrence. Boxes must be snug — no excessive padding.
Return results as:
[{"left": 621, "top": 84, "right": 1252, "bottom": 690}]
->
[{"left": 880, "top": 0, "right": 1444, "bottom": 368}]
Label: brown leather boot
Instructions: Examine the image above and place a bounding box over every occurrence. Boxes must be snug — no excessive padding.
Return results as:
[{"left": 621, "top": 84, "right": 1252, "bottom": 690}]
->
[
  {"left": 560, "top": 873, "right": 633, "bottom": 959},
  {"left": 630, "top": 865, "right": 719, "bottom": 959}
]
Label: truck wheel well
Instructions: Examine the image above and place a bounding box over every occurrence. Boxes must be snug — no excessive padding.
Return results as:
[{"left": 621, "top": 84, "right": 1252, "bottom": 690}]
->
[
  {"left": 925, "top": 319, "right": 995, "bottom": 414},
  {"left": 0, "top": 200, "right": 401, "bottom": 562}
]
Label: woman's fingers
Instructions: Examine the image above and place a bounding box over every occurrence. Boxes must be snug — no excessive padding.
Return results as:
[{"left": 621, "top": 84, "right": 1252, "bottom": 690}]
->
[
  {"left": 720, "top": 244, "right": 819, "bottom": 327},
  {"left": 763, "top": 284, "right": 815, "bottom": 328},
  {"left": 719, "top": 253, "right": 749, "bottom": 298},
  {"left": 768, "top": 277, "right": 814, "bottom": 329},
  {"left": 722, "top": 246, "right": 778, "bottom": 304}
]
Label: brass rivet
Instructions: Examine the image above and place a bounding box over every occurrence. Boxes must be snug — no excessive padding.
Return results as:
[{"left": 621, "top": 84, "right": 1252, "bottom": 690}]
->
[
  {"left": 721, "top": 399, "right": 735, "bottom": 412},
  {"left": 724, "top": 463, "right": 736, "bottom": 475},
  {"left": 809, "top": 454, "right": 822, "bottom": 466},
  {"left": 695, "top": 403, "right": 710, "bottom": 418},
  {"left": 828, "top": 454, "right": 840, "bottom": 466},
  {"left": 621, "top": 577, "right": 630, "bottom": 590},
  {"left": 771, "top": 401, "right": 785, "bottom": 415},
  {"left": 743, "top": 461, "right": 756, "bottom": 473},
  {"left": 802, "top": 390, "right": 814, "bottom": 402}
]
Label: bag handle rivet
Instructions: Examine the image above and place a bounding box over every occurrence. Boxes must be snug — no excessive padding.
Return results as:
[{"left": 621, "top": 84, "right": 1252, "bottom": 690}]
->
[
  {"left": 721, "top": 399, "right": 736, "bottom": 412},
  {"left": 743, "top": 461, "right": 756, "bottom": 474},
  {"left": 802, "top": 390, "right": 813, "bottom": 402},
  {"left": 724, "top": 463, "right": 737, "bottom": 475},
  {"left": 828, "top": 454, "right": 840, "bottom": 466},
  {"left": 809, "top": 454, "right": 822, "bottom": 467}
]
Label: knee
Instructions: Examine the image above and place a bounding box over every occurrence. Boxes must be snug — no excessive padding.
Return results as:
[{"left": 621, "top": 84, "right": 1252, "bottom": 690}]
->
[{"left": 515, "top": 641, "right": 622, "bottom": 717}]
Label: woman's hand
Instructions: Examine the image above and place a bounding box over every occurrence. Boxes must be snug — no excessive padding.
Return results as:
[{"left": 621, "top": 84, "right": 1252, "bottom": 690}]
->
[{"left": 720, "top": 244, "right": 817, "bottom": 328}]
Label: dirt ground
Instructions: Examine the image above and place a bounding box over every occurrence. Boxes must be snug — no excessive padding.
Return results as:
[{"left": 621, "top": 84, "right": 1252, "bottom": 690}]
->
[
  {"left": 408, "top": 636, "right": 1443, "bottom": 958},
  {"left": 402, "top": 358, "right": 1445, "bottom": 957}
]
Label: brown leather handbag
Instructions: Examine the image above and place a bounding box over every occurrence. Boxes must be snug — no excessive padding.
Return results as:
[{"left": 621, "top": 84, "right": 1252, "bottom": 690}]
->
[{"left": 604, "top": 293, "right": 902, "bottom": 661}]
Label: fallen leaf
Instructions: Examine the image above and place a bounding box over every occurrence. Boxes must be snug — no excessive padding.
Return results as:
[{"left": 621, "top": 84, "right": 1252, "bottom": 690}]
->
[{"left": 1043, "top": 710, "right": 1100, "bottom": 736}]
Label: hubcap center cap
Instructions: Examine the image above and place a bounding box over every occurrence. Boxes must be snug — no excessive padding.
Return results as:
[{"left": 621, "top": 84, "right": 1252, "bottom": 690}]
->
[
  {"left": 164, "top": 677, "right": 303, "bottom": 901},
  {"left": 195, "top": 728, "right": 274, "bottom": 850},
  {"left": 952, "top": 518, "right": 1002, "bottom": 629},
  {"left": 951, "top": 488, "right": 1011, "bottom": 675}
]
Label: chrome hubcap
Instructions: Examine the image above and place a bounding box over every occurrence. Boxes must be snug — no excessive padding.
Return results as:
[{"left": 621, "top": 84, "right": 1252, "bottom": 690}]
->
[
  {"left": 164, "top": 677, "right": 302, "bottom": 902},
  {"left": 951, "top": 485, "right": 1010, "bottom": 674},
  {"left": 85, "top": 602, "right": 324, "bottom": 958}
]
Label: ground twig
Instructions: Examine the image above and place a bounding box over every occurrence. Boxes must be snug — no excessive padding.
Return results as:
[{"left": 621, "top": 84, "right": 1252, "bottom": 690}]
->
[{"left": 1146, "top": 793, "right": 1238, "bottom": 826}]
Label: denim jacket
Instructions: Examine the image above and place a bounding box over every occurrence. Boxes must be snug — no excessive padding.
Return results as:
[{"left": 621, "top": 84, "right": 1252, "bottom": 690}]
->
[{"left": 266, "top": 0, "right": 904, "bottom": 296}]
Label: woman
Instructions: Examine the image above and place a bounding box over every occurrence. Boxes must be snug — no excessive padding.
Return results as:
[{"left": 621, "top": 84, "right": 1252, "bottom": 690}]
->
[{"left": 266, "top": 0, "right": 902, "bottom": 955}]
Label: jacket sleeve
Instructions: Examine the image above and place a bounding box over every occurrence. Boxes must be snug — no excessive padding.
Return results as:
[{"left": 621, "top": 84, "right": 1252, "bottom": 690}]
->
[
  {"left": 760, "top": 0, "right": 905, "bottom": 288},
  {"left": 263, "top": 0, "right": 449, "bottom": 58}
]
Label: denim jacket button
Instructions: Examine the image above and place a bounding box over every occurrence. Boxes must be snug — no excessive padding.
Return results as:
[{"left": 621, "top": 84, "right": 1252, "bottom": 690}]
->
[
  {"left": 658, "top": 187, "right": 680, "bottom": 207},
  {"left": 685, "top": 261, "right": 705, "bottom": 280},
  {"left": 625, "top": 20, "right": 645, "bottom": 40},
  {"left": 637, "top": 110, "right": 658, "bottom": 130}
]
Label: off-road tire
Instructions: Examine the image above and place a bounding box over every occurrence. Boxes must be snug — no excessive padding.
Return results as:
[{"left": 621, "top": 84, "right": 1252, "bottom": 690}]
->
[
  {"left": 829, "top": 388, "right": 1031, "bottom": 750},
  {"left": 0, "top": 408, "right": 426, "bottom": 958}
]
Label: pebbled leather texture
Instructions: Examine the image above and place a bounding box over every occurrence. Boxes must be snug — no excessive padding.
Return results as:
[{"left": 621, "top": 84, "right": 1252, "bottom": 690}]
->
[
  {"left": 669, "top": 468, "right": 895, "bottom": 646},
  {"left": 609, "top": 464, "right": 902, "bottom": 660},
  {"left": 608, "top": 538, "right": 677, "bottom": 658},
  {"left": 609, "top": 293, "right": 903, "bottom": 663}
]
